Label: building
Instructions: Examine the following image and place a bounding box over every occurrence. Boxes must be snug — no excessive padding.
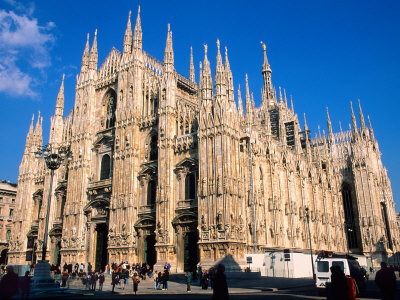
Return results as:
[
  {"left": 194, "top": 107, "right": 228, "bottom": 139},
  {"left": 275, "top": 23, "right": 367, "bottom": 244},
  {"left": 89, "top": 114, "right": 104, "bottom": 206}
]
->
[
  {"left": 0, "top": 180, "right": 17, "bottom": 265},
  {"left": 8, "top": 8, "right": 399, "bottom": 272}
]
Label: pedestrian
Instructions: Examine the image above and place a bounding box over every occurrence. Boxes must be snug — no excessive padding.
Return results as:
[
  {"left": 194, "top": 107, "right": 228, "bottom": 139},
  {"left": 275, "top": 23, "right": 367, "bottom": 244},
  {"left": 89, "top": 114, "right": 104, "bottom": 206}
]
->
[
  {"left": 201, "top": 269, "right": 209, "bottom": 290},
  {"left": 0, "top": 266, "right": 19, "bottom": 300},
  {"left": 62, "top": 270, "right": 69, "bottom": 288},
  {"left": 20, "top": 270, "right": 31, "bottom": 299},
  {"left": 132, "top": 272, "right": 140, "bottom": 295},
  {"left": 91, "top": 271, "right": 98, "bottom": 291},
  {"left": 375, "top": 261, "right": 397, "bottom": 300},
  {"left": 162, "top": 269, "right": 169, "bottom": 290},
  {"left": 157, "top": 271, "right": 162, "bottom": 290},
  {"left": 198, "top": 263, "right": 202, "bottom": 286},
  {"left": 111, "top": 271, "right": 118, "bottom": 293},
  {"left": 330, "top": 265, "right": 348, "bottom": 300},
  {"left": 212, "top": 264, "right": 229, "bottom": 300},
  {"left": 98, "top": 271, "right": 105, "bottom": 291},
  {"left": 63, "top": 262, "right": 68, "bottom": 271},
  {"left": 153, "top": 270, "right": 158, "bottom": 289},
  {"left": 87, "top": 262, "right": 92, "bottom": 275},
  {"left": 209, "top": 267, "right": 215, "bottom": 289},
  {"left": 86, "top": 272, "right": 91, "bottom": 290},
  {"left": 185, "top": 271, "right": 192, "bottom": 292}
]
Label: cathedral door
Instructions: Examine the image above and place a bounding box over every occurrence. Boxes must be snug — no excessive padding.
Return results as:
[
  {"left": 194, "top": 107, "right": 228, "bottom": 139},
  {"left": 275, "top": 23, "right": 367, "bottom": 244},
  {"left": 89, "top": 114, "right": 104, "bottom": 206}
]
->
[
  {"left": 54, "top": 241, "right": 61, "bottom": 266},
  {"left": 144, "top": 235, "right": 156, "bottom": 268},
  {"left": 184, "top": 231, "right": 199, "bottom": 272},
  {"left": 95, "top": 223, "right": 108, "bottom": 272}
]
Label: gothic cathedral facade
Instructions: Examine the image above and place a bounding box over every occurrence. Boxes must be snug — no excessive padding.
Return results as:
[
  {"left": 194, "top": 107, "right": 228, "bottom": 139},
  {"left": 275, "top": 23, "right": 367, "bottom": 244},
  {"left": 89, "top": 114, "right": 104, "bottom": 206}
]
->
[{"left": 8, "top": 8, "right": 399, "bottom": 272}]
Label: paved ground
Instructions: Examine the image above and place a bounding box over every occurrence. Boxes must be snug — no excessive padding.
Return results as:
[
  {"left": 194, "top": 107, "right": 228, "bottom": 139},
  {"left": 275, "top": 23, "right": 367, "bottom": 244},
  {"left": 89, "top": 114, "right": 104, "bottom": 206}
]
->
[{"left": 11, "top": 272, "right": 400, "bottom": 299}]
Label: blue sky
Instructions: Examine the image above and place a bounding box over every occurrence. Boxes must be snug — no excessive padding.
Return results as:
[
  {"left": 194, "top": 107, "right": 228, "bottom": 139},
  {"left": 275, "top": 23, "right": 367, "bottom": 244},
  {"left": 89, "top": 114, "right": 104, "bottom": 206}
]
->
[{"left": 0, "top": 0, "right": 399, "bottom": 207}]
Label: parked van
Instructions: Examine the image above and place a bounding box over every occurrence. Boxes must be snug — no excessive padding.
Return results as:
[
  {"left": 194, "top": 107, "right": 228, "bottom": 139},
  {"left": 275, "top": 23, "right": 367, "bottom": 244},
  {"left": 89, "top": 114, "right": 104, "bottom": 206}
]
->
[{"left": 315, "top": 253, "right": 366, "bottom": 295}]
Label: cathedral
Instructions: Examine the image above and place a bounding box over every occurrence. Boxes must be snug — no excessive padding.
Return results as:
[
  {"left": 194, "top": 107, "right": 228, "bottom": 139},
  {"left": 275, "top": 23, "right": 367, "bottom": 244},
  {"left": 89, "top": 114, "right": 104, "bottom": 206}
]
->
[{"left": 8, "top": 8, "right": 399, "bottom": 273}]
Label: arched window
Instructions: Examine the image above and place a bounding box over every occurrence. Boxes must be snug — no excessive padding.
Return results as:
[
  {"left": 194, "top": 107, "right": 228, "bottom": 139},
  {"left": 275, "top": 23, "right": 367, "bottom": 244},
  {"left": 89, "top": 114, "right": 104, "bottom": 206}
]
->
[
  {"left": 185, "top": 173, "right": 196, "bottom": 200},
  {"left": 6, "top": 230, "right": 10, "bottom": 241},
  {"left": 149, "top": 135, "right": 158, "bottom": 161},
  {"left": 147, "top": 180, "right": 157, "bottom": 205},
  {"left": 381, "top": 202, "right": 393, "bottom": 250},
  {"left": 342, "top": 184, "right": 358, "bottom": 249},
  {"left": 100, "top": 154, "right": 111, "bottom": 180},
  {"left": 106, "top": 94, "right": 116, "bottom": 128}
]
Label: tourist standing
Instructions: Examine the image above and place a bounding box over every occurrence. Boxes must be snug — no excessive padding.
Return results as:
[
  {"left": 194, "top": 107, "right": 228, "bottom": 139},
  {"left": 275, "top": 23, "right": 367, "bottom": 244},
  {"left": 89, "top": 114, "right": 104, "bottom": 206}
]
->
[
  {"left": 132, "top": 272, "right": 140, "bottom": 295},
  {"left": 62, "top": 270, "right": 69, "bottom": 288},
  {"left": 98, "top": 272, "right": 105, "bottom": 291},
  {"left": 201, "top": 269, "right": 209, "bottom": 290},
  {"left": 0, "top": 266, "right": 19, "bottom": 300},
  {"left": 198, "top": 263, "right": 202, "bottom": 286},
  {"left": 209, "top": 267, "right": 215, "bottom": 289},
  {"left": 87, "top": 262, "right": 92, "bottom": 275},
  {"left": 153, "top": 270, "right": 158, "bottom": 289},
  {"left": 212, "top": 264, "right": 229, "bottom": 300},
  {"left": 330, "top": 265, "right": 348, "bottom": 300},
  {"left": 375, "top": 262, "right": 397, "bottom": 300},
  {"left": 111, "top": 271, "right": 118, "bottom": 293},
  {"left": 91, "top": 271, "right": 98, "bottom": 291},
  {"left": 162, "top": 269, "right": 169, "bottom": 290},
  {"left": 185, "top": 271, "right": 192, "bottom": 292},
  {"left": 20, "top": 270, "right": 31, "bottom": 299}
]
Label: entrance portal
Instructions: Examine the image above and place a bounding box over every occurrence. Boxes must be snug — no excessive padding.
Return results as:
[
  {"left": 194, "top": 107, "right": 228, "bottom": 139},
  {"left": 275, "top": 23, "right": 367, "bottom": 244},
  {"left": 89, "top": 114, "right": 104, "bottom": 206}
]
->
[
  {"left": 55, "top": 241, "right": 61, "bottom": 267},
  {"left": 144, "top": 235, "right": 156, "bottom": 268},
  {"left": 95, "top": 223, "right": 108, "bottom": 272},
  {"left": 184, "top": 231, "right": 199, "bottom": 272},
  {"left": 0, "top": 249, "right": 7, "bottom": 265}
]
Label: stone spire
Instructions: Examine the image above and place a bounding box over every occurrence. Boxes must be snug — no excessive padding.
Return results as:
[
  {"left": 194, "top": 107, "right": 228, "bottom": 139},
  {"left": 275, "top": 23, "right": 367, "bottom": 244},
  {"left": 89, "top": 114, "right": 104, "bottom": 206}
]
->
[
  {"left": 123, "top": 11, "right": 132, "bottom": 54},
  {"left": 201, "top": 44, "right": 212, "bottom": 101},
  {"left": 163, "top": 24, "right": 174, "bottom": 73},
  {"left": 358, "top": 99, "right": 366, "bottom": 131},
  {"left": 245, "top": 74, "right": 252, "bottom": 117},
  {"left": 304, "top": 113, "right": 311, "bottom": 152},
  {"left": 24, "top": 114, "right": 35, "bottom": 154},
  {"left": 81, "top": 33, "right": 90, "bottom": 73},
  {"left": 89, "top": 29, "right": 98, "bottom": 70},
  {"left": 55, "top": 74, "right": 65, "bottom": 117},
  {"left": 350, "top": 101, "right": 359, "bottom": 139},
  {"left": 133, "top": 6, "right": 142, "bottom": 51},
  {"left": 261, "top": 42, "right": 272, "bottom": 99},
  {"left": 225, "top": 46, "right": 234, "bottom": 103},
  {"left": 368, "top": 115, "right": 375, "bottom": 141},
  {"left": 215, "top": 39, "right": 225, "bottom": 99},
  {"left": 237, "top": 84, "right": 244, "bottom": 116},
  {"left": 189, "top": 46, "right": 195, "bottom": 82},
  {"left": 339, "top": 121, "right": 344, "bottom": 141},
  {"left": 326, "top": 107, "right": 333, "bottom": 143},
  {"left": 283, "top": 88, "right": 288, "bottom": 107},
  {"left": 278, "top": 86, "right": 283, "bottom": 104},
  {"left": 33, "top": 111, "right": 43, "bottom": 148},
  {"left": 290, "top": 95, "right": 294, "bottom": 114}
]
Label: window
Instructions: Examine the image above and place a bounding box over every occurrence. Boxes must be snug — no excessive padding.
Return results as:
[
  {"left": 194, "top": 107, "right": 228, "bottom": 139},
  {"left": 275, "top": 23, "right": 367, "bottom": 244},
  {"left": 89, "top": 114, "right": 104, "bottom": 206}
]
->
[
  {"left": 11, "top": 198, "right": 15, "bottom": 203},
  {"left": 185, "top": 174, "right": 196, "bottom": 200},
  {"left": 0, "top": 197, "right": 2, "bottom": 202},
  {"left": 9, "top": 209, "right": 13, "bottom": 218},
  {"left": 106, "top": 94, "right": 116, "bottom": 128},
  {"left": 147, "top": 180, "right": 157, "bottom": 206},
  {"left": 317, "top": 261, "right": 329, "bottom": 272},
  {"left": 332, "top": 261, "right": 344, "bottom": 272},
  {"left": 100, "top": 154, "right": 111, "bottom": 180},
  {"left": 149, "top": 135, "right": 158, "bottom": 161},
  {"left": 6, "top": 230, "right": 11, "bottom": 241}
]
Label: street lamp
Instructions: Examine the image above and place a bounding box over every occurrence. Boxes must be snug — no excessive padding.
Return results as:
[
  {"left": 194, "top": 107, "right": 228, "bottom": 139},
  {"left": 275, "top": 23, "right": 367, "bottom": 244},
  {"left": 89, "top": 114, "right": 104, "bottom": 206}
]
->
[
  {"left": 305, "top": 207, "right": 315, "bottom": 281},
  {"left": 33, "top": 143, "right": 72, "bottom": 289}
]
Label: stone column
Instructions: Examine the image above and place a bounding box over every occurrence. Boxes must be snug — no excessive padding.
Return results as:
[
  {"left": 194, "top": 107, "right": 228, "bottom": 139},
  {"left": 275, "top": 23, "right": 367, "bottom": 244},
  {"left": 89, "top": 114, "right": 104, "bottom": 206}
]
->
[
  {"left": 87, "top": 223, "right": 96, "bottom": 265},
  {"left": 176, "top": 226, "right": 184, "bottom": 273}
]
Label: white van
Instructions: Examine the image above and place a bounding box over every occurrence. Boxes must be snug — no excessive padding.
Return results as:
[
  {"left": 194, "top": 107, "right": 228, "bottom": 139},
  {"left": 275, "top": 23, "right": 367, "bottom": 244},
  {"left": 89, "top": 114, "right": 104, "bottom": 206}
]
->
[{"left": 315, "top": 254, "right": 366, "bottom": 295}]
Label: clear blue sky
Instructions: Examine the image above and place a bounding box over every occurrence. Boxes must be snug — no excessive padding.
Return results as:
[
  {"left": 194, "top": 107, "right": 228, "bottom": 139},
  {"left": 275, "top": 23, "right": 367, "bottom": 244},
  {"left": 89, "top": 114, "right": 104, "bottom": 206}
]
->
[{"left": 0, "top": 0, "right": 399, "bottom": 207}]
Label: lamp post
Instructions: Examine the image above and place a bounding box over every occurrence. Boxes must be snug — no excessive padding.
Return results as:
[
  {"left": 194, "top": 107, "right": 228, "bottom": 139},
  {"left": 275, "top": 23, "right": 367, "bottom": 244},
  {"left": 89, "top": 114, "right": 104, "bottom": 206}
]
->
[
  {"left": 305, "top": 207, "right": 315, "bottom": 280},
  {"left": 33, "top": 143, "right": 72, "bottom": 289}
]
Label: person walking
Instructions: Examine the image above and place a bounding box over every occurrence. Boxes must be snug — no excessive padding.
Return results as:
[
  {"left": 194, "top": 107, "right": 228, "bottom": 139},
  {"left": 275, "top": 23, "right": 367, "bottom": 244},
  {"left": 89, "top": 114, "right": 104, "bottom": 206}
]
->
[
  {"left": 87, "top": 262, "right": 92, "bottom": 275},
  {"left": 0, "top": 266, "right": 19, "bottom": 300},
  {"left": 185, "top": 271, "right": 192, "bottom": 292},
  {"left": 209, "top": 267, "right": 215, "bottom": 289},
  {"left": 62, "top": 270, "right": 70, "bottom": 288},
  {"left": 329, "top": 265, "right": 348, "bottom": 300},
  {"left": 201, "top": 269, "right": 209, "bottom": 290},
  {"left": 375, "top": 261, "right": 397, "bottom": 300},
  {"left": 212, "top": 264, "right": 229, "bottom": 300},
  {"left": 20, "top": 270, "right": 31, "bottom": 299},
  {"left": 98, "top": 271, "right": 105, "bottom": 291},
  {"left": 162, "top": 269, "right": 169, "bottom": 290},
  {"left": 132, "top": 272, "right": 140, "bottom": 295},
  {"left": 111, "top": 271, "right": 118, "bottom": 293},
  {"left": 91, "top": 271, "right": 98, "bottom": 291},
  {"left": 153, "top": 270, "right": 158, "bottom": 289}
]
